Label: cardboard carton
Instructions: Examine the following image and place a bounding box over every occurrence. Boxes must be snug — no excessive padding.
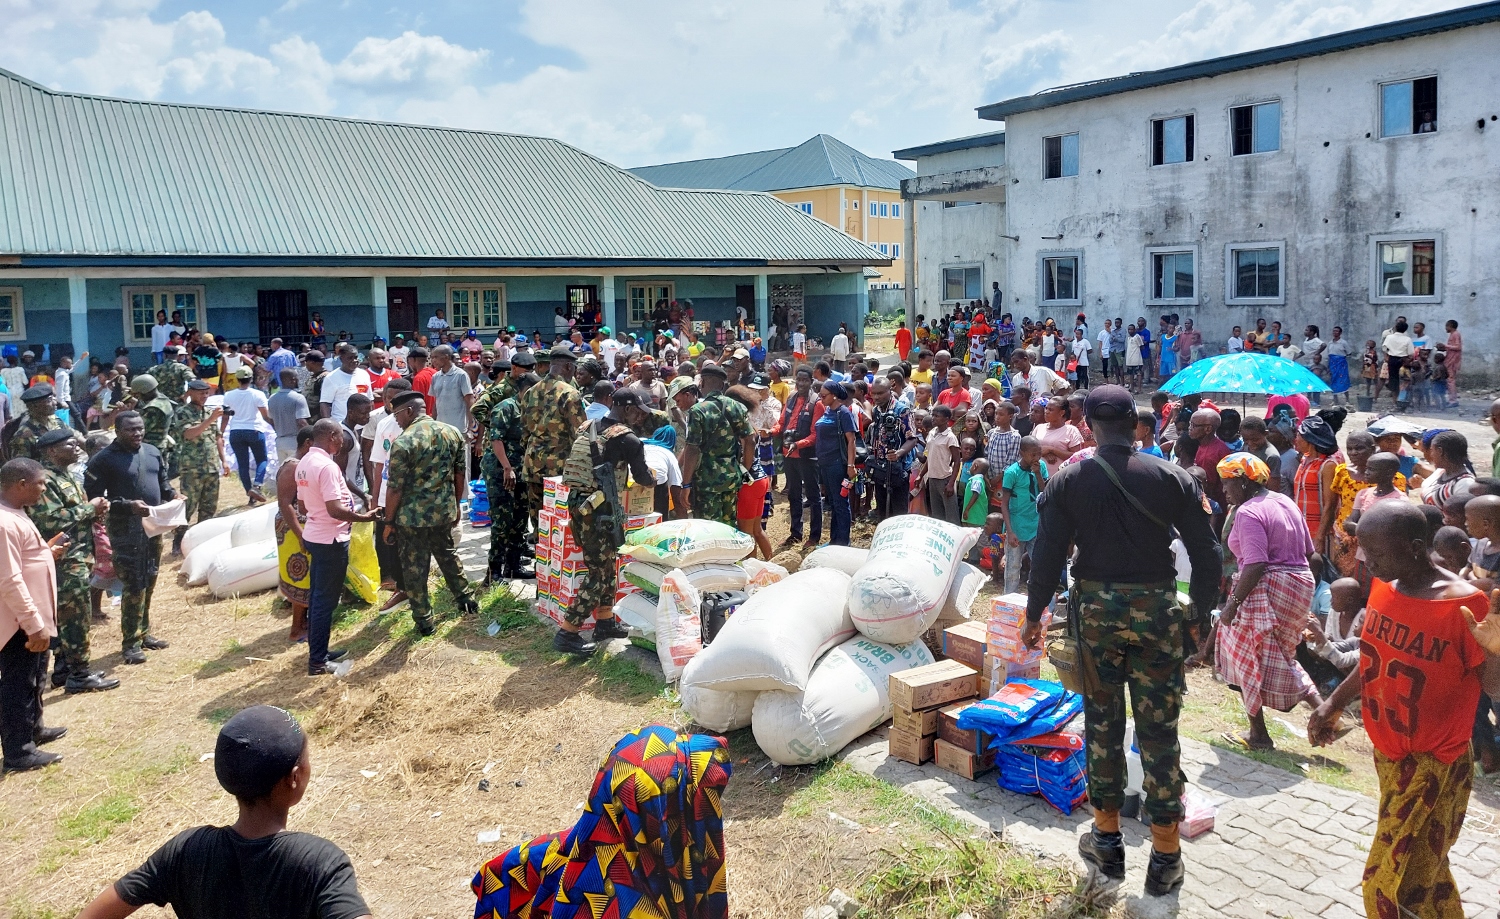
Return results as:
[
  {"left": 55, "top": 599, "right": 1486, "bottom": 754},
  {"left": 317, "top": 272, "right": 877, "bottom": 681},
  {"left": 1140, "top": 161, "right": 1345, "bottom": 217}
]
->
[
  {"left": 934, "top": 738, "right": 996, "bottom": 779},
  {"left": 941, "top": 620, "right": 987, "bottom": 672},
  {"left": 889, "top": 660, "right": 980, "bottom": 712},
  {"left": 888, "top": 726, "right": 935, "bottom": 765}
]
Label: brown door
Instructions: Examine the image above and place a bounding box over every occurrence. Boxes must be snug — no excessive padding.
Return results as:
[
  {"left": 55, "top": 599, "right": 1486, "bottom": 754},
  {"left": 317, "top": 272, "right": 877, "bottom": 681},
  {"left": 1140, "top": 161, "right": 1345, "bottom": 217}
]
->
[
  {"left": 257, "top": 290, "right": 308, "bottom": 343},
  {"left": 387, "top": 287, "right": 419, "bottom": 339}
]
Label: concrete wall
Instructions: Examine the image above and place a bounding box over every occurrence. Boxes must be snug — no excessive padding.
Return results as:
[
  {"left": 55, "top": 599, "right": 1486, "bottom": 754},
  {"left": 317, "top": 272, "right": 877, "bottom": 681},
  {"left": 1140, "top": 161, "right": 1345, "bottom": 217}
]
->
[
  {"left": 998, "top": 22, "right": 1500, "bottom": 380},
  {"left": 906, "top": 141, "right": 1009, "bottom": 323},
  {"left": 770, "top": 187, "right": 904, "bottom": 287}
]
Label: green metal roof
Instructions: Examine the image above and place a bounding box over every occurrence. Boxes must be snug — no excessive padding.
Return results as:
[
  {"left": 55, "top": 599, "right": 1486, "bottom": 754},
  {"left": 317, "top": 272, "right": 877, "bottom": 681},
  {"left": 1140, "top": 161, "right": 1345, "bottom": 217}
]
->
[
  {"left": 0, "top": 69, "right": 885, "bottom": 268},
  {"left": 630, "top": 134, "right": 915, "bottom": 192},
  {"left": 978, "top": 1, "right": 1500, "bottom": 121}
]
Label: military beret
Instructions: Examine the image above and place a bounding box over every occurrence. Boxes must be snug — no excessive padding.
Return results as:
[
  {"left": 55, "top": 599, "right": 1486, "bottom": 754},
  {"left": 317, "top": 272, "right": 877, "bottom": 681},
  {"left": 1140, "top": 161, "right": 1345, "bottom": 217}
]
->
[
  {"left": 549, "top": 344, "right": 576, "bottom": 361},
  {"left": 389, "top": 390, "right": 426, "bottom": 410},
  {"left": 20, "top": 382, "right": 54, "bottom": 401},
  {"left": 36, "top": 428, "right": 77, "bottom": 449},
  {"left": 494, "top": 360, "right": 512, "bottom": 372},
  {"left": 699, "top": 363, "right": 728, "bottom": 379},
  {"left": 511, "top": 351, "right": 536, "bottom": 367},
  {"left": 186, "top": 379, "right": 211, "bottom": 391}
]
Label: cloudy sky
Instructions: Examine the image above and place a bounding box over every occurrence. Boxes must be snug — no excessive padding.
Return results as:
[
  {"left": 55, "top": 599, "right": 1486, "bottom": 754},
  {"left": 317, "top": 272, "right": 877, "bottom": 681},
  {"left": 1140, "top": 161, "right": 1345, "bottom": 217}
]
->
[{"left": 1, "top": 0, "right": 1475, "bottom": 168}]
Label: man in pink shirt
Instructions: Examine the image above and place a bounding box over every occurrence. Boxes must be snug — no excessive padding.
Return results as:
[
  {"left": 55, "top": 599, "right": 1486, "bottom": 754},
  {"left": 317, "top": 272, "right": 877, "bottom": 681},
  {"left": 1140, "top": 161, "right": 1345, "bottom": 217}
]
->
[
  {"left": 0, "top": 458, "right": 67, "bottom": 772},
  {"left": 294, "top": 420, "right": 377, "bottom": 677}
]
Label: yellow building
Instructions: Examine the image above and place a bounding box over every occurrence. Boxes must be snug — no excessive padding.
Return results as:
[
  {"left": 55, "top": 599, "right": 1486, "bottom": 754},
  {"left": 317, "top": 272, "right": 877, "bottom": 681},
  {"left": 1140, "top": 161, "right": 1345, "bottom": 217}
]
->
[{"left": 631, "top": 135, "right": 913, "bottom": 289}]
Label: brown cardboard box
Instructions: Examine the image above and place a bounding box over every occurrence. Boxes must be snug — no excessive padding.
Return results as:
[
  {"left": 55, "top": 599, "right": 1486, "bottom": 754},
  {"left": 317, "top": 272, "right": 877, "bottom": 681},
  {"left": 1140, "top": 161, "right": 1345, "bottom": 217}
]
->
[
  {"left": 982, "top": 652, "right": 1042, "bottom": 697},
  {"left": 887, "top": 726, "right": 934, "bottom": 764},
  {"left": 623, "top": 484, "right": 655, "bottom": 516},
  {"left": 889, "top": 660, "right": 979, "bottom": 712},
  {"left": 938, "top": 701, "right": 991, "bottom": 754},
  {"left": 892, "top": 705, "right": 941, "bottom": 737},
  {"left": 941, "top": 620, "right": 987, "bottom": 671},
  {"left": 934, "top": 738, "right": 995, "bottom": 779}
]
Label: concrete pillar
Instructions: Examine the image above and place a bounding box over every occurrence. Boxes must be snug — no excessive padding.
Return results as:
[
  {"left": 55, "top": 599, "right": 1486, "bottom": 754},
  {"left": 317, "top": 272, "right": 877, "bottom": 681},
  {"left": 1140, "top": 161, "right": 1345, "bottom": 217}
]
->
[
  {"left": 902, "top": 198, "right": 916, "bottom": 329},
  {"left": 67, "top": 275, "right": 89, "bottom": 359},
  {"left": 372, "top": 275, "right": 389, "bottom": 343},
  {"left": 600, "top": 274, "right": 616, "bottom": 330},
  {"left": 754, "top": 273, "right": 769, "bottom": 339},
  {"left": 855, "top": 273, "right": 870, "bottom": 347}
]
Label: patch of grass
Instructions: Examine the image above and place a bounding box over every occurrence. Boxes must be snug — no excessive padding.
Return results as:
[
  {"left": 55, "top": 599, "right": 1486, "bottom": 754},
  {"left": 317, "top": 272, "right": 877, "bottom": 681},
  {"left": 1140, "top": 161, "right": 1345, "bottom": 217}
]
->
[
  {"left": 203, "top": 706, "right": 236, "bottom": 726},
  {"left": 480, "top": 584, "right": 536, "bottom": 633},
  {"left": 6, "top": 899, "right": 71, "bottom": 919},
  {"left": 221, "top": 637, "right": 244, "bottom": 654},
  {"left": 38, "top": 746, "right": 196, "bottom": 874},
  {"left": 56, "top": 792, "right": 140, "bottom": 844},
  {"left": 859, "top": 829, "right": 1104, "bottom": 919},
  {"left": 785, "top": 763, "right": 971, "bottom": 836},
  {"left": 585, "top": 649, "right": 665, "bottom": 698}
]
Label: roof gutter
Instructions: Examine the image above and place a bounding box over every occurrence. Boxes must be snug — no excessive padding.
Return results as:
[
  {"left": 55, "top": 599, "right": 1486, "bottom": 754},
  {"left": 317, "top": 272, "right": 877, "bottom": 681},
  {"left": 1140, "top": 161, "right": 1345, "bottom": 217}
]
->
[{"left": 0, "top": 254, "right": 884, "bottom": 270}]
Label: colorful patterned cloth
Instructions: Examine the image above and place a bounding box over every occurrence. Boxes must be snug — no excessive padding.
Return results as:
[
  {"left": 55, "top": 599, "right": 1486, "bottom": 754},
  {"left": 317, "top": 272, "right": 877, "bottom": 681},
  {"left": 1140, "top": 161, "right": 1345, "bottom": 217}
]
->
[
  {"left": 1365, "top": 750, "right": 1473, "bottom": 919},
  {"left": 472, "top": 725, "right": 732, "bottom": 919},
  {"left": 1215, "top": 451, "right": 1270, "bottom": 486},
  {"left": 1216, "top": 566, "right": 1317, "bottom": 715}
]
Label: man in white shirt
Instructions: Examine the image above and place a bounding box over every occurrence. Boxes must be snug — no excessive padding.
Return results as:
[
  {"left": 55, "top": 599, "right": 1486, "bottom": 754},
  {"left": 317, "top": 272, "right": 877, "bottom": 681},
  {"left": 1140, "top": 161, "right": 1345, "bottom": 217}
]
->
[
  {"left": 598, "top": 327, "right": 622, "bottom": 373},
  {"left": 1008, "top": 351, "right": 1070, "bottom": 397},
  {"left": 318, "top": 345, "right": 372, "bottom": 423},
  {"left": 1070, "top": 329, "right": 1093, "bottom": 389},
  {"left": 829, "top": 327, "right": 851, "bottom": 372},
  {"left": 1096, "top": 320, "right": 1113, "bottom": 381},
  {"left": 1227, "top": 327, "right": 1245, "bottom": 354},
  {"left": 427, "top": 309, "right": 450, "bottom": 337},
  {"left": 428, "top": 345, "right": 474, "bottom": 432},
  {"left": 388, "top": 336, "right": 411, "bottom": 377}
]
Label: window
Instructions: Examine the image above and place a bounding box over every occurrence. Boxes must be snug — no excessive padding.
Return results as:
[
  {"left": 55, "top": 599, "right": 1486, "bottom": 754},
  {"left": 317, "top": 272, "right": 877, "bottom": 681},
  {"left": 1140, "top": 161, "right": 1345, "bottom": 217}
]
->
[
  {"left": 1147, "top": 248, "right": 1196, "bottom": 303},
  {"left": 1231, "top": 101, "right": 1281, "bottom": 155},
  {"left": 1040, "top": 255, "right": 1080, "bottom": 304},
  {"left": 1043, "top": 133, "right": 1079, "bottom": 178},
  {"left": 627, "top": 282, "right": 674, "bottom": 326},
  {"left": 1225, "top": 244, "right": 1284, "bottom": 304},
  {"left": 1152, "top": 114, "right": 1195, "bottom": 165},
  {"left": 892, "top": 203, "right": 901, "bottom": 218},
  {"left": 446, "top": 285, "right": 505, "bottom": 330},
  {"left": 853, "top": 200, "right": 860, "bottom": 210},
  {"left": 1371, "top": 235, "right": 1440, "bottom": 302},
  {"left": 941, "top": 201, "right": 980, "bottom": 208},
  {"left": 1381, "top": 76, "right": 1437, "bottom": 137},
  {"left": 880, "top": 203, "right": 889, "bottom": 217},
  {"left": 892, "top": 244, "right": 901, "bottom": 258},
  {"left": 0, "top": 288, "right": 23, "bottom": 340},
  {"left": 943, "top": 267, "right": 981, "bottom": 301},
  {"left": 793, "top": 201, "right": 814, "bottom": 214},
  {"left": 123, "top": 286, "right": 203, "bottom": 344}
]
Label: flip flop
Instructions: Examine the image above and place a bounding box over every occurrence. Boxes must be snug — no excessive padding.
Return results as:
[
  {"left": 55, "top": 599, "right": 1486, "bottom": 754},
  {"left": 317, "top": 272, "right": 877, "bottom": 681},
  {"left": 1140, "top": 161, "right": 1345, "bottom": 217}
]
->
[{"left": 1220, "top": 731, "right": 1273, "bottom": 752}]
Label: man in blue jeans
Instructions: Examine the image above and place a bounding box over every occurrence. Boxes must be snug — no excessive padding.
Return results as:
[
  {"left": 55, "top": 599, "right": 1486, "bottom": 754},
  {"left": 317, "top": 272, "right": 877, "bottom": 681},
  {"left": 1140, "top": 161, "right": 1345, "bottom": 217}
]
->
[
  {"left": 294, "top": 421, "right": 378, "bottom": 676},
  {"left": 220, "top": 367, "right": 272, "bottom": 504}
]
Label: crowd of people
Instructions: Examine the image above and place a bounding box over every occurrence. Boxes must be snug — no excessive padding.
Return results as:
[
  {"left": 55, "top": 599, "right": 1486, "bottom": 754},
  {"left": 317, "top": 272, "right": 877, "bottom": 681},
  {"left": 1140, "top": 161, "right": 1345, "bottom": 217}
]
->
[
  {"left": 2, "top": 295, "right": 1499, "bottom": 917},
  {"left": 892, "top": 305, "right": 1467, "bottom": 410}
]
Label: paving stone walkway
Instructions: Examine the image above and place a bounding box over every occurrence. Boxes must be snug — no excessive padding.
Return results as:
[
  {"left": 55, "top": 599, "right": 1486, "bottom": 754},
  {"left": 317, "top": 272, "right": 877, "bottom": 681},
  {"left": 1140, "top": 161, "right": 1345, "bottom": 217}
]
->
[{"left": 455, "top": 525, "right": 1500, "bottom": 918}]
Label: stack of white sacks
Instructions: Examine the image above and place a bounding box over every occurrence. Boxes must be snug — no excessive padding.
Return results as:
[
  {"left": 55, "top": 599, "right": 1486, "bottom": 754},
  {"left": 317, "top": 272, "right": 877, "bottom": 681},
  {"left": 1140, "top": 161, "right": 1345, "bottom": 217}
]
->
[
  {"left": 671, "top": 516, "right": 983, "bottom": 766},
  {"left": 180, "top": 503, "right": 281, "bottom": 598}
]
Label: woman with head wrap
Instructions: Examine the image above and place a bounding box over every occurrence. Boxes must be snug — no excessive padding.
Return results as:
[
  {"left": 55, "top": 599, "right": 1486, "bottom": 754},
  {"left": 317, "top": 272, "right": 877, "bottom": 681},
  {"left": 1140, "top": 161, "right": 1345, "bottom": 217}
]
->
[
  {"left": 1293, "top": 416, "right": 1340, "bottom": 552},
  {"left": 1213, "top": 454, "right": 1324, "bottom": 750},
  {"left": 472, "top": 725, "right": 732, "bottom": 919},
  {"left": 1420, "top": 430, "right": 1476, "bottom": 508}
]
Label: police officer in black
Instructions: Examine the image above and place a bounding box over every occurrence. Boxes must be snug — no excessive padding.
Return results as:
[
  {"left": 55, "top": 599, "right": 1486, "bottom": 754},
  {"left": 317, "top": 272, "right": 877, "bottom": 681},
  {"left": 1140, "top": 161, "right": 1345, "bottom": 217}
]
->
[{"left": 1020, "top": 385, "right": 1219, "bottom": 896}]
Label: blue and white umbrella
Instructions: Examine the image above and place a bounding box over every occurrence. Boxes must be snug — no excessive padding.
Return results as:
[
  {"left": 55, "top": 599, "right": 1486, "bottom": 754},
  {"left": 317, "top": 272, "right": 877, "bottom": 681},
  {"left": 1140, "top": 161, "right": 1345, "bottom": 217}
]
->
[{"left": 1159, "top": 352, "right": 1331, "bottom": 397}]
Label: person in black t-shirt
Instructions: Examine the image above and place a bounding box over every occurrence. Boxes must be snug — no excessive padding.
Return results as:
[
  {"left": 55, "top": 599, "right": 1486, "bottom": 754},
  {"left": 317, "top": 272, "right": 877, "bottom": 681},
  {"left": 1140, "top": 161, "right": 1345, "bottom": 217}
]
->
[{"left": 77, "top": 705, "right": 371, "bottom": 919}]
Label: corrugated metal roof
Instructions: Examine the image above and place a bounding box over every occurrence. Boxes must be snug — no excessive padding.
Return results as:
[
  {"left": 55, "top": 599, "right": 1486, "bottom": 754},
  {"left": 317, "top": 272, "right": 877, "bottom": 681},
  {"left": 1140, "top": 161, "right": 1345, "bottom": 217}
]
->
[
  {"left": 0, "top": 69, "right": 885, "bottom": 267},
  {"left": 629, "top": 134, "right": 915, "bottom": 192},
  {"left": 892, "top": 131, "right": 1006, "bottom": 161},
  {"left": 978, "top": 1, "right": 1500, "bottom": 121}
]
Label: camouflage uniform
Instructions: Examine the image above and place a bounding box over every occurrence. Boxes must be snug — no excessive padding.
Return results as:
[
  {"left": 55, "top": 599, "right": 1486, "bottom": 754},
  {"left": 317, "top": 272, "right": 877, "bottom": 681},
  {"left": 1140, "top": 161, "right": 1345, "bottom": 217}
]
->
[
  {"left": 685, "top": 391, "right": 751, "bottom": 526},
  {"left": 483, "top": 397, "right": 526, "bottom": 578},
  {"left": 170, "top": 401, "right": 220, "bottom": 527},
  {"left": 470, "top": 378, "right": 513, "bottom": 430},
  {"left": 139, "top": 394, "right": 178, "bottom": 474},
  {"left": 1074, "top": 581, "right": 1187, "bottom": 824},
  {"left": 561, "top": 420, "right": 635, "bottom": 626},
  {"left": 148, "top": 360, "right": 193, "bottom": 402},
  {"left": 9, "top": 412, "right": 61, "bottom": 461},
  {"left": 519, "top": 376, "right": 587, "bottom": 531},
  {"left": 629, "top": 407, "right": 672, "bottom": 441},
  {"left": 387, "top": 415, "right": 476, "bottom": 629},
  {"left": 29, "top": 459, "right": 97, "bottom": 678}
]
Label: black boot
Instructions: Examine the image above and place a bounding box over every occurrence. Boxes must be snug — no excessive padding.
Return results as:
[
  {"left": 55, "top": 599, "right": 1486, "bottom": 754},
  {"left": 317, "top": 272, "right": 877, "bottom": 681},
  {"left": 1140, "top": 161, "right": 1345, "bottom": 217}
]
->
[
  {"left": 507, "top": 549, "right": 535, "bottom": 580},
  {"left": 592, "top": 617, "right": 629, "bottom": 641},
  {"left": 552, "top": 629, "right": 597, "bottom": 656},
  {"left": 1144, "top": 849, "right": 1184, "bottom": 896},
  {"left": 1077, "top": 829, "right": 1125, "bottom": 880}
]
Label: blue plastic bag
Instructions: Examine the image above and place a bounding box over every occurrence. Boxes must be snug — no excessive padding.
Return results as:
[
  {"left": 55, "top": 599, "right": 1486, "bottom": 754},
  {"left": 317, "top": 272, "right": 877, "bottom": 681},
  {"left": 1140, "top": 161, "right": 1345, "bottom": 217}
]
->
[
  {"left": 956, "top": 679, "right": 1082, "bottom": 746},
  {"left": 468, "top": 479, "right": 491, "bottom": 526},
  {"left": 996, "top": 743, "right": 1088, "bottom": 814}
]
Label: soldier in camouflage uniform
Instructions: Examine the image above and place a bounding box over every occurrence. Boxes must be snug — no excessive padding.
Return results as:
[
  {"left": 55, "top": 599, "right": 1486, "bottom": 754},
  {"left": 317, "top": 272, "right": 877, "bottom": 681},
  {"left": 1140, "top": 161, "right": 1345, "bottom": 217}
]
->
[
  {"left": 554, "top": 389, "right": 654, "bottom": 656},
  {"left": 518, "top": 345, "right": 587, "bottom": 535},
  {"left": 1020, "top": 385, "right": 1219, "bottom": 898},
  {"left": 8, "top": 383, "right": 63, "bottom": 461},
  {"left": 469, "top": 360, "right": 513, "bottom": 432},
  {"left": 681, "top": 364, "right": 752, "bottom": 527},
  {"left": 132, "top": 375, "right": 178, "bottom": 478},
  {"left": 170, "top": 379, "right": 223, "bottom": 554},
  {"left": 31, "top": 429, "right": 119, "bottom": 693},
  {"left": 147, "top": 345, "right": 194, "bottom": 403},
  {"left": 383, "top": 390, "right": 477, "bottom": 636},
  {"left": 484, "top": 372, "right": 538, "bottom": 582}
]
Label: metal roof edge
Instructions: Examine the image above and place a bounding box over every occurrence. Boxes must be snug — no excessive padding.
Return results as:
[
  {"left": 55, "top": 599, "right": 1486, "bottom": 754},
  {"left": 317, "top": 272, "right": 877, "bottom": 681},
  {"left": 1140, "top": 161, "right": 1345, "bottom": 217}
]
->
[
  {"left": 892, "top": 131, "right": 1007, "bottom": 160},
  {"left": 0, "top": 255, "right": 788, "bottom": 270},
  {"left": 975, "top": 1, "right": 1500, "bottom": 121}
]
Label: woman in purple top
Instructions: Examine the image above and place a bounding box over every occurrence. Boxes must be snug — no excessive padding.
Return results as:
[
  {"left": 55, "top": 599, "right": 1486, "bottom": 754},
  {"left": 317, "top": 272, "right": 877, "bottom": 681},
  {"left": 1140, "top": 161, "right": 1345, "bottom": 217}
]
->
[{"left": 1213, "top": 453, "right": 1324, "bottom": 751}]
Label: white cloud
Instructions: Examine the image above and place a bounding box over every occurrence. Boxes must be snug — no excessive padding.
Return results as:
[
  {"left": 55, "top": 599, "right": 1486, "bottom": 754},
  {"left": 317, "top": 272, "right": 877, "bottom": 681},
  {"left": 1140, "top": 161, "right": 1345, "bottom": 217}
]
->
[{"left": 0, "top": 0, "right": 1482, "bottom": 166}]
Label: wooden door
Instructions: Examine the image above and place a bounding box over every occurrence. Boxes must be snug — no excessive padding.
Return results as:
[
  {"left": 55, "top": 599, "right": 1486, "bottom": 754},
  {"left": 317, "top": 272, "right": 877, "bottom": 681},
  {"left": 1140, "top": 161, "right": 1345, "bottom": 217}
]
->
[
  {"left": 387, "top": 287, "right": 419, "bottom": 339},
  {"left": 257, "top": 290, "right": 308, "bottom": 343}
]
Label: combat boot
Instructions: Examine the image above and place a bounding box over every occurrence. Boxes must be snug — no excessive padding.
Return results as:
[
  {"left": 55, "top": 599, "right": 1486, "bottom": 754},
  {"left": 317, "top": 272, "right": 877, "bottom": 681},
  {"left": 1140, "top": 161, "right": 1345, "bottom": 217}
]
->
[
  {"left": 592, "top": 617, "right": 629, "bottom": 641},
  {"left": 506, "top": 549, "right": 535, "bottom": 580},
  {"left": 1077, "top": 828, "right": 1126, "bottom": 880},
  {"left": 1144, "top": 849, "right": 1184, "bottom": 896},
  {"left": 552, "top": 629, "right": 597, "bottom": 656},
  {"left": 66, "top": 663, "right": 120, "bottom": 693}
]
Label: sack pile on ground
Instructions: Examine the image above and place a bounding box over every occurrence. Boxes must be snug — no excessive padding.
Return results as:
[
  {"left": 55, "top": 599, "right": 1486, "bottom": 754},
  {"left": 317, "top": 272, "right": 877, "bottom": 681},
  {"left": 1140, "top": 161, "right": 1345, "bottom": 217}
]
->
[{"left": 670, "top": 516, "right": 978, "bottom": 765}]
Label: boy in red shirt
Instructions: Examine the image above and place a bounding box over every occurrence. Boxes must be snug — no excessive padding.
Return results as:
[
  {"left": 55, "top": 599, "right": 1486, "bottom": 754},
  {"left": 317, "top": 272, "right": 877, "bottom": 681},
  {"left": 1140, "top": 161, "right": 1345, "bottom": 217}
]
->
[{"left": 1309, "top": 501, "right": 1500, "bottom": 919}]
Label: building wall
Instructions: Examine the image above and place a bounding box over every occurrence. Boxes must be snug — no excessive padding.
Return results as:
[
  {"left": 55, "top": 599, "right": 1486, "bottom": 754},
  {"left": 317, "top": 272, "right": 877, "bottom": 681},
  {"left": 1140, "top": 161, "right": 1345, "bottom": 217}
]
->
[
  {"left": 771, "top": 186, "right": 905, "bottom": 288},
  {"left": 999, "top": 22, "right": 1500, "bottom": 379},
  {"left": 907, "top": 142, "right": 1010, "bottom": 323}
]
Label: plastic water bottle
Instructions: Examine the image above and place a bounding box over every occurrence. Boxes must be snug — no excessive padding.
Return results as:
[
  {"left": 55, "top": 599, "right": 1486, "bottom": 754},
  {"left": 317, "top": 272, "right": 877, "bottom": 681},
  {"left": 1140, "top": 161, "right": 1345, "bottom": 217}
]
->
[{"left": 840, "top": 478, "right": 851, "bottom": 498}]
